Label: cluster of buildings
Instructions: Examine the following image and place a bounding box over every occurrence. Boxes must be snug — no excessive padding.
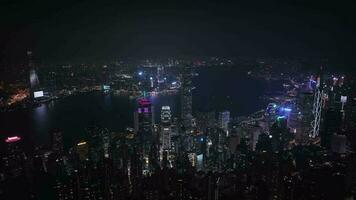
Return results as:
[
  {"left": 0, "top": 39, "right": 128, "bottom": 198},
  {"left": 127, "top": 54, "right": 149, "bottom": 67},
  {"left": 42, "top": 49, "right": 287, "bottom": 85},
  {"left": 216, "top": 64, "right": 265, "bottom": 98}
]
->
[{"left": 1, "top": 62, "right": 356, "bottom": 199}]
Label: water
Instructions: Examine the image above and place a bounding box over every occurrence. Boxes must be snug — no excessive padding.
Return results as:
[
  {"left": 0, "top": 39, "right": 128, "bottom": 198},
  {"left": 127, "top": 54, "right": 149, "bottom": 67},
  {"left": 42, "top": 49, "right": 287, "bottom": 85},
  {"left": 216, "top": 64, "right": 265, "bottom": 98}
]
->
[{"left": 0, "top": 68, "right": 280, "bottom": 149}]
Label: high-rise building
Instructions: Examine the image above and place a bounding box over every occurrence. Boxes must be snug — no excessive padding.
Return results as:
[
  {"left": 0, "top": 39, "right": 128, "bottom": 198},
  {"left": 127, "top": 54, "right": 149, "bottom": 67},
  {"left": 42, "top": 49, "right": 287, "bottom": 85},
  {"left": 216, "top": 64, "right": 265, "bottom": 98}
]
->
[
  {"left": 76, "top": 141, "right": 89, "bottom": 161},
  {"left": 181, "top": 66, "right": 193, "bottom": 129},
  {"left": 161, "top": 106, "right": 171, "bottom": 124},
  {"left": 218, "top": 111, "right": 230, "bottom": 131},
  {"left": 1, "top": 136, "right": 35, "bottom": 200},
  {"left": 27, "top": 51, "right": 39, "bottom": 90},
  {"left": 321, "top": 107, "right": 342, "bottom": 149},
  {"left": 134, "top": 98, "right": 154, "bottom": 142},
  {"left": 50, "top": 129, "right": 64, "bottom": 157},
  {"left": 161, "top": 106, "right": 172, "bottom": 150},
  {"left": 297, "top": 91, "right": 314, "bottom": 143}
]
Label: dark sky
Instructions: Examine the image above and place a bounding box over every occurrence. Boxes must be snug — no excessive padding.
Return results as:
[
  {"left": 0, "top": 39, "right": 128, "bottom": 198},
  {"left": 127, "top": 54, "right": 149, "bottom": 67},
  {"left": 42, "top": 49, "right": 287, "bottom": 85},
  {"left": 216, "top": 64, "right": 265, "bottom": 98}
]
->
[{"left": 0, "top": 0, "right": 355, "bottom": 67}]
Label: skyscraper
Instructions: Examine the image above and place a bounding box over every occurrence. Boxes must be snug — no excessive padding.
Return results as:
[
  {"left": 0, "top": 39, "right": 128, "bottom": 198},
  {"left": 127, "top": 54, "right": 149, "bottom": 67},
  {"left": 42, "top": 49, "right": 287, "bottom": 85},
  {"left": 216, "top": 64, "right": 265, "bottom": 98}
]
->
[
  {"left": 181, "top": 66, "right": 193, "bottom": 129},
  {"left": 161, "top": 106, "right": 172, "bottom": 150},
  {"left": 50, "top": 129, "right": 64, "bottom": 157},
  {"left": 27, "top": 51, "right": 41, "bottom": 99},
  {"left": 218, "top": 111, "right": 230, "bottom": 132},
  {"left": 134, "top": 98, "right": 154, "bottom": 142},
  {"left": 161, "top": 106, "right": 172, "bottom": 124}
]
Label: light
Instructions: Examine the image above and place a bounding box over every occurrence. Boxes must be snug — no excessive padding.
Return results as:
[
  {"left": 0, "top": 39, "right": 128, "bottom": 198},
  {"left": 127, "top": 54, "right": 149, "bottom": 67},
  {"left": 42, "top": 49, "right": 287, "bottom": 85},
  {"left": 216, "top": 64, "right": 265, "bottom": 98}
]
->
[
  {"left": 77, "top": 142, "right": 87, "bottom": 146},
  {"left": 273, "top": 104, "right": 277, "bottom": 108},
  {"left": 340, "top": 96, "right": 347, "bottom": 103},
  {"left": 269, "top": 135, "right": 273, "bottom": 139},
  {"left": 200, "top": 137, "right": 204, "bottom": 142},
  {"left": 277, "top": 116, "right": 285, "bottom": 121},
  {"left": 5, "top": 136, "right": 21, "bottom": 143},
  {"left": 34, "top": 91, "right": 44, "bottom": 98},
  {"left": 282, "top": 108, "right": 292, "bottom": 112},
  {"left": 138, "top": 98, "right": 151, "bottom": 106},
  {"left": 150, "top": 77, "right": 153, "bottom": 80},
  {"left": 138, "top": 71, "right": 143, "bottom": 76},
  {"left": 171, "top": 81, "right": 177, "bottom": 85},
  {"left": 162, "top": 106, "right": 170, "bottom": 110}
]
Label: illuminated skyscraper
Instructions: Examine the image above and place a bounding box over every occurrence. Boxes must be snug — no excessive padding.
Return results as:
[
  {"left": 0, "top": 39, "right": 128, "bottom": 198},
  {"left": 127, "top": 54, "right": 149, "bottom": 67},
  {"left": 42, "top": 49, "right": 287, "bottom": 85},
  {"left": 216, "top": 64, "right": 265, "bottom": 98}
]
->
[
  {"left": 134, "top": 98, "right": 154, "bottom": 142},
  {"left": 181, "top": 66, "right": 193, "bottom": 129},
  {"left": 27, "top": 51, "right": 40, "bottom": 96},
  {"left": 161, "top": 106, "right": 172, "bottom": 124},
  {"left": 161, "top": 106, "right": 172, "bottom": 150},
  {"left": 218, "top": 111, "right": 230, "bottom": 131},
  {"left": 296, "top": 90, "right": 315, "bottom": 143},
  {"left": 76, "top": 141, "right": 89, "bottom": 161}
]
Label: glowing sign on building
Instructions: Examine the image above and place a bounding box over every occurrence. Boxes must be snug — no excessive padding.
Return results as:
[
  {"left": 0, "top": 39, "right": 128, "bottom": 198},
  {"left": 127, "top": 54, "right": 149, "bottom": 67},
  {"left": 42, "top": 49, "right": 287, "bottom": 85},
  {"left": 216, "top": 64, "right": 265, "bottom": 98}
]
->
[
  {"left": 77, "top": 141, "right": 87, "bottom": 146},
  {"left": 5, "top": 136, "right": 21, "bottom": 143},
  {"left": 138, "top": 98, "right": 151, "bottom": 106},
  {"left": 103, "top": 85, "right": 110, "bottom": 90},
  {"left": 34, "top": 91, "right": 44, "bottom": 98}
]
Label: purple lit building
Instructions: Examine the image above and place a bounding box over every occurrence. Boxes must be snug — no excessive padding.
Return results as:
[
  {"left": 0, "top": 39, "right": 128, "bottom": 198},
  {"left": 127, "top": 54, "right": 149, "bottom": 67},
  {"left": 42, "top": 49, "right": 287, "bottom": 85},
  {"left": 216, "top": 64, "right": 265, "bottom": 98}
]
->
[{"left": 134, "top": 98, "right": 154, "bottom": 141}]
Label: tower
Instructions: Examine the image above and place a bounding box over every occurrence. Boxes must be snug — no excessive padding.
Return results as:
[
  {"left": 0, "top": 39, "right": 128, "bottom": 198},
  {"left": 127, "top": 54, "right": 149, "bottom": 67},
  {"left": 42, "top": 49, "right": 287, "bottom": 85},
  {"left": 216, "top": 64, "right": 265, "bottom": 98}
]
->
[
  {"left": 180, "top": 66, "right": 193, "bottom": 129},
  {"left": 218, "top": 111, "right": 230, "bottom": 132},
  {"left": 161, "top": 106, "right": 172, "bottom": 150},
  {"left": 310, "top": 67, "right": 324, "bottom": 138},
  {"left": 27, "top": 51, "right": 40, "bottom": 97},
  {"left": 134, "top": 98, "right": 154, "bottom": 142},
  {"left": 50, "top": 129, "right": 64, "bottom": 157}
]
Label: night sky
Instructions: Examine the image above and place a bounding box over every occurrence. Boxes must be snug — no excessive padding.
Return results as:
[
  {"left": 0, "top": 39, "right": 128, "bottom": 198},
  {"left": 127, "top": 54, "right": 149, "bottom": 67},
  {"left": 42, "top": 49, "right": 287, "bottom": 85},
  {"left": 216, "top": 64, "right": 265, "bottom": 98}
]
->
[{"left": 0, "top": 0, "right": 355, "bottom": 68}]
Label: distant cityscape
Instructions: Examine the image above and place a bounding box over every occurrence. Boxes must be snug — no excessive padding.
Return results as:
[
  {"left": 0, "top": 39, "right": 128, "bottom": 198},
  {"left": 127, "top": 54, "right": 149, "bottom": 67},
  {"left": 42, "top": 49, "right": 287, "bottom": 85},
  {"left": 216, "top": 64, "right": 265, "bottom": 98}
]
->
[{"left": 0, "top": 51, "right": 355, "bottom": 200}]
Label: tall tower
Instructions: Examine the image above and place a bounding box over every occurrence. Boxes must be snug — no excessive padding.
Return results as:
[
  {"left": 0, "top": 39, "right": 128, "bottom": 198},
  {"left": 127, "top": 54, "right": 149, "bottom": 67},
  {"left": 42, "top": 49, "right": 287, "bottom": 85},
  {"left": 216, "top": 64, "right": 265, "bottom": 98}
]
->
[
  {"left": 27, "top": 51, "right": 40, "bottom": 96},
  {"left": 134, "top": 98, "right": 154, "bottom": 142},
  {"left": 50, "top": 129, "right": 64, "bottom": 157},
  {"left": 310, "top": 67, "right": 324, "bottom": 138},
  {"left": 180, "top": 66, "right": 193, "bottom": 129},
  {"left": 161, "top": 106, "right": 172, "bottom": 150},
  {"left": 218, "top": 111, "right": 230, "bottom": 132}
]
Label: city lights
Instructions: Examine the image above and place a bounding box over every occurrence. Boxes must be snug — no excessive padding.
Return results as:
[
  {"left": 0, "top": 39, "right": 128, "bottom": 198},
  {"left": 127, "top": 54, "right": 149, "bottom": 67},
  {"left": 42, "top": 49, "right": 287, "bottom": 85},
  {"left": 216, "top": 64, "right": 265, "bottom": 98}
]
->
[
  {"left": 5, "top": 136, "right": 21, "bottom": 143},
  {"left": 0, "top": 2, "right": 354, "bottom": 199},
  {"left": 77, "top": 141, "right": 87, "bottom": 146}
]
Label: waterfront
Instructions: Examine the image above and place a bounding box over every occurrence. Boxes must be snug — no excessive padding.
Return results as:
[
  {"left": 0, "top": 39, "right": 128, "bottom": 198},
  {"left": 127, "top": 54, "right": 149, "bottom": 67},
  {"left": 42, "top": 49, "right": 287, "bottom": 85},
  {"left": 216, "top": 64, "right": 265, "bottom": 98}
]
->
[{"left": 0, "top": 68, "right": 278, "bottom": 149}]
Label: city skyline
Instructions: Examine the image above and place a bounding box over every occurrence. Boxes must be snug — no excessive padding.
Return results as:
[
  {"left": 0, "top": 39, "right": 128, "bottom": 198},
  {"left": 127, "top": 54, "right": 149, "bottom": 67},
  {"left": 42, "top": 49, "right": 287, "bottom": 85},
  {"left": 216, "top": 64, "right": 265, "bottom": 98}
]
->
[{"left": 1, "top": 1, "right": 356, "bottom": 200}]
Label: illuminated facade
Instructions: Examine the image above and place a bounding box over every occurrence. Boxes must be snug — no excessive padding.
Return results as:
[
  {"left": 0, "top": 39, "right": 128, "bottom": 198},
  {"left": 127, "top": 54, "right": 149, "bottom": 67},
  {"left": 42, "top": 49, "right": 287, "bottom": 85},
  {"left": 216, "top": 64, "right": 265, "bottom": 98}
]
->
[
  {"left": 161, "top": 106, "right": 172, "bottom": 150},
  {"left": 134, "top": 98, "right": 154, "bottom": 141},
  {"left": 161, "top": 106, "right": 171, "bottom": 124},
  {"left": 218, "top": 111, "right": 230, "bottom": 131},
  {"left": 27, "top": 51, "right": 40, "bottom": 97}
]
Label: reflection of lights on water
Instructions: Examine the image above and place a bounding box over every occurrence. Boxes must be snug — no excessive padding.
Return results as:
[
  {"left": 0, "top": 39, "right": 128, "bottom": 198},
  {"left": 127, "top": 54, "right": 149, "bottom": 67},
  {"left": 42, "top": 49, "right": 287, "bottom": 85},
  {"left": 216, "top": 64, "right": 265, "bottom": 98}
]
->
[
  {"left": 34, "top": 104, "right": 48, "bottom": 118},
  {"left": 33, "top": 104, "right": 49, "bottom": 129},
  {"left": 104, "top": 94, "right": 111, "bottom": 105}
]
